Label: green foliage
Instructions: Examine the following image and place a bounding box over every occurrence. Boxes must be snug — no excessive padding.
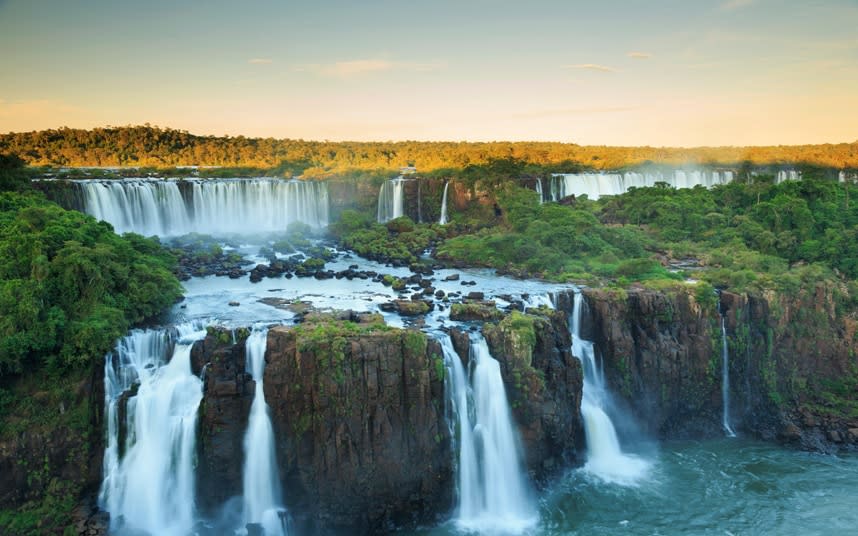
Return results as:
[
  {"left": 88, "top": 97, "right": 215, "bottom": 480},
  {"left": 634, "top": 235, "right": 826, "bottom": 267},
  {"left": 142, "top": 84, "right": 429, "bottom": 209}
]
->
[
  {"left": 0, "top": 153, "right": 32, "bottom": 192},
  {"left": 330, "top": 210, "right": 444, "bottom": 265},
  {"left": 0, "top": 192, "right": 182, "bottom": 377}
]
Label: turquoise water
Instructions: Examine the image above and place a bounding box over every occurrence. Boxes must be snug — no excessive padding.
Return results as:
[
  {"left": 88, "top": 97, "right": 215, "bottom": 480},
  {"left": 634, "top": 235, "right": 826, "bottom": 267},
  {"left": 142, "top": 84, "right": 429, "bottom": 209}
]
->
[{"left": 409, "top": 439, "right": 858, "bottom": 535}]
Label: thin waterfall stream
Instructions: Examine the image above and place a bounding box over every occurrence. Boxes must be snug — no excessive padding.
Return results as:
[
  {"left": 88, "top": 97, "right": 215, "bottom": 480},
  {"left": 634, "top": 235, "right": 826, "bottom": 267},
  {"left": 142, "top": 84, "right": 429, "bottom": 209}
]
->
[
  {"left": 720, "top": 313, "right": 737, "bottom": 437},
  {"left": 438, "top": 181, "right": 450, "bottom": 225},
  {"left": 242, "top": 326, "right": 288, "bottom": 535}
]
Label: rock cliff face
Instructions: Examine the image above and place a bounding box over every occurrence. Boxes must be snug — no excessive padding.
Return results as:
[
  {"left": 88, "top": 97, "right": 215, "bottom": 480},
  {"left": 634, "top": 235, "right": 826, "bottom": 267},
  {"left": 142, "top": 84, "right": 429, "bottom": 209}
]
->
[
  {"left": 482, "top": 310, "right": 585, "bottom": 478},
  {"left": 264, "top": 322, "right": 451, "bottom": 534},
  {"left": 581, "top": 284, "right": 858, "bottom": 451}
]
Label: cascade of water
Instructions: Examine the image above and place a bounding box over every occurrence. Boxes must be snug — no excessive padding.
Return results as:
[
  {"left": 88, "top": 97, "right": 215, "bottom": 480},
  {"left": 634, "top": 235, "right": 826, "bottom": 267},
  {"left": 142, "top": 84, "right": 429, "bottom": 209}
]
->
[
  {"left": 78, "top": 178, "right": 329, "bottom": 236},
  {"left": 377, "top": 177, "right": 406, "bottom": 223},
  {"left": 571, "top": 293, "right": 649, "bottom": 485},
  {"left": 438, "top": 181, "right": 450, "bottom": 225},
  {"left": 719, "top": 313, "right": 737, "bottom": 438},
  {"left": 548, "top": 170, "right": 735, "bottom": 200},
  {"left": 535, "top": 178, "right": 544, "bottom": 204},
  {"left": 776, "top": 170, "right": 801, "bottom": 183},
  {"left": 99, "top": 322, "right": 207, "bottom": 536},
  {"left": 242, "top": 327, "right": 288, "bottom": 535},
  {"left": 437, "top": 333, "right": 536, "bottom": 533}
]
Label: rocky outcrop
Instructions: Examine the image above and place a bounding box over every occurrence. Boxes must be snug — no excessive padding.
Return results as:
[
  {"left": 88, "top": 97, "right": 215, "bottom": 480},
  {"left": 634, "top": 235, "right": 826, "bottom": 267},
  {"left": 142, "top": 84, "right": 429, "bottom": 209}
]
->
[
  {"left": 483, "top": 310, "right": 585, "bottom": 478},
  {"left": 264, "top": 321, "right": 451, "bottom": 534},
  {"left": 192, "top": 328, "right": 255, "bottom": 512},
  {"left": 581, "top": 283, "right": 858, "bottom": 451}
]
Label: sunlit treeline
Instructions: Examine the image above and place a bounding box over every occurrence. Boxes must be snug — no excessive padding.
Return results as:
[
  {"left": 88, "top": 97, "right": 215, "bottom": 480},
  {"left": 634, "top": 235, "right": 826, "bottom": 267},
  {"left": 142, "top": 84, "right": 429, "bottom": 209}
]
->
[{"left": 2, "top": 125, "right": 858, "bottom": 172}]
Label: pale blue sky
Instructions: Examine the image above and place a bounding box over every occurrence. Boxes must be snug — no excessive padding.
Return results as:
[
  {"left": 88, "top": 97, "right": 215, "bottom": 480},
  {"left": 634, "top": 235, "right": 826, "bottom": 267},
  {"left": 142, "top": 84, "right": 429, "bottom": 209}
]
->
[{"left": 1, "top": 0, "right": 856, "bottom": 145}]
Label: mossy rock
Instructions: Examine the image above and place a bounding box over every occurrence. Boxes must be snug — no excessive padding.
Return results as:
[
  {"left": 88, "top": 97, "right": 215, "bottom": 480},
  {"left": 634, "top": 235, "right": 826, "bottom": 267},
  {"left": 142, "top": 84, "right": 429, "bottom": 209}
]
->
[{"left": 449, "top": 302, "right": 503, "bottom": 322}]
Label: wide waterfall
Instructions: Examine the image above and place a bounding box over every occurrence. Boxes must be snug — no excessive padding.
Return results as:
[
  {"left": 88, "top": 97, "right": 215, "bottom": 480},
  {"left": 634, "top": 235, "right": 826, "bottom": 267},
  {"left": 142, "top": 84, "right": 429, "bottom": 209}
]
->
[
  {"left": 547, "top": 170, "right": 734, "bottom": 200},
  {"left": 438, "top": 181, "right": 450, "bottom": 224},
  {"left": 776, "top": 170, "right": 801, "bottom": 183},
  {"left": 78, "top": 178, "right": 330, "bottom": 236},
  {"left": 437, "top": 333, "right": 536, "bottom": 533},
  {"left": 377, "top": 177, "right": 406, "bottom": 223},
  {"left": 242, "top": 326, "right": 288, "bottom": 535},
  {"left": 571, "top": 293, "right": 649, "bottom": 485},
  {"left": 99, "top": 322, "right": 207, "bottom": 536},
  {"left": 720, "top": 313, "right": 737, "bottom": 437}
]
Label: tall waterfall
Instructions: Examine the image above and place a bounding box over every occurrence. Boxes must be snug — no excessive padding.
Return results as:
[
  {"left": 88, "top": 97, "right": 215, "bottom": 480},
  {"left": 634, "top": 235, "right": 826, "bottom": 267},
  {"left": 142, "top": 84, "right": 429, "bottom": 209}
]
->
[
  {"left": 99, "top": 322, "right": 207, "bottom": 536},
  {"left": 571, "top": 293, "right": 649, "bottom": 485},
  {"left": 720, "top": 314, "right": 737, "bottom": 437},
  {"left": 437, "top": 334, "right": 536, "bottom": 533},
  {"left": 78, "top": 178, "right": 330, "bottom": 236},
  {"left": 377, "top": 177, "right": 406, "bottom": 223},
  {"left": 535, "top": 178, "right": 544, "bottom": 204},
  {"left": 242, "top": 327, "right": 288, "bottom": 535},
  {"left": 547, "top": 170, "right": 734, "bottom": 200},
  {"left": 438, "top": 181, "right": 450, "bottom": 225}
]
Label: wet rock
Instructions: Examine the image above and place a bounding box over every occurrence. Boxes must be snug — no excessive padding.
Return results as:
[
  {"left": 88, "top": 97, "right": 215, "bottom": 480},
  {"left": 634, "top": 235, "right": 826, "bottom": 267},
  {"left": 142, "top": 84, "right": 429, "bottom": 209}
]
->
[
  {"left": 465, "top": 291, "right": 485, "bottom": 301},
  {"left": 443, "top": 273, "right": 460, "bottom": 281},
  {"left": 228, "top": 301, "right": 240, "bottom": 307},
  {"left": 449, "top": 301, "right": 502, "bottom": 322}
]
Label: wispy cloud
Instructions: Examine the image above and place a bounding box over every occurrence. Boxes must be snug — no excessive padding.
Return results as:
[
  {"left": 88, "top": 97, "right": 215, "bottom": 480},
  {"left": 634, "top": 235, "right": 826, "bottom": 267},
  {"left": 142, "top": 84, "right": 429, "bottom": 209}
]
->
[
  {"left": 627, "top": 52, "right": 652, "bottom": 59},
  {"left": 721, "top": 0, "right": 755, "bottom": 10},
  {"left": 248, "top": 58, "right": 273, "bottom": 64},
  {"left": 565, "top": 63, "right": 617, "bottom": 73},
  {"left": 512, "top": 106, "right": 643, "bottom": 119},
  {"left": 295, "top": 59, "right": 445, "bottom": 77}
]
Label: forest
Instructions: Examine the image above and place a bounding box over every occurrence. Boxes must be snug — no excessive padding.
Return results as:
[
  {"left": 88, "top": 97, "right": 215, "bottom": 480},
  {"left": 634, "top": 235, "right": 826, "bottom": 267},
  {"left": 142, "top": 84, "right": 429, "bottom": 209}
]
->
[{"left": 2, "top": 125, "right": 858, "bottom": 174}]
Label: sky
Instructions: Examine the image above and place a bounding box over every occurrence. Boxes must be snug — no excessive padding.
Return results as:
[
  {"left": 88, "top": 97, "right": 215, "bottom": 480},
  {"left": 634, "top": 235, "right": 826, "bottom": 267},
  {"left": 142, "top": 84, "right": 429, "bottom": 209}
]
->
[{"left": 0, "top": 0, "right": 857, "bottom": 146}]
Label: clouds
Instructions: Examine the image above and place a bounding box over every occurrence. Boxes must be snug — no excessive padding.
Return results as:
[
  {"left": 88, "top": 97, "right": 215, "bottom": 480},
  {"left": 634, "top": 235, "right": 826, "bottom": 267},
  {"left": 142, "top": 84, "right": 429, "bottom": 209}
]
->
[
  {"left": 295, "top": 59, "right": 445, "bottom": 78},
  {"left": 565, "top": 63, "right": 617, "bottom": 73},
  {"left": 248, "top": 58, "right": 273, "bottom": 65},
  {"left": 627, "top": 52, "right": 652, "bottom": 59},
  {"left": 721, "top": 0, "right": 755, "bottom": 10}
]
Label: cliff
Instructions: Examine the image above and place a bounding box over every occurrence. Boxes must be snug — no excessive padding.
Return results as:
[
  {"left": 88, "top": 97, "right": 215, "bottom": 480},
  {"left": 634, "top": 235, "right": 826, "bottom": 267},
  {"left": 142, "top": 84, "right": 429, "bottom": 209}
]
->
[{"left": 581, "top": 283, "right": 858, "bottom": 451}]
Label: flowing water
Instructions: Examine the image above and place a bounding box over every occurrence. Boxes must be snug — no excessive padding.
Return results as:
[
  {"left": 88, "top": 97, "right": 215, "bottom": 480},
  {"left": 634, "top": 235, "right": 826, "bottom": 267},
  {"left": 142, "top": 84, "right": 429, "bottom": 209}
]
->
[
  {"left": 535, "top": 178, "right": 544, "bottom": 204},
  {"left": 547, "top": 170, "right": 734, "bottom": 200},
  {"left": 439, "top": 181, "right": 450, "bottom": 224},
  {"left": 570, "top": 293, "right": 650, "bottom": 486},
  {"left": 442, "top": 334, "right": 537, "bottom": 533},
  {"left": 377, "top": 176, "right": 406, "bottom": 222},
  {"left": 78, "top": 178, "right": 329, "bottom": 235},
  {"left": 242, "top": 326, "right": 288, "bottom": 535},
  {"left": 720, "top": 314, "right": 737, "bottom": 437},
  {"left": 99, "top": 323, "right": 207, "bottom": 536}
]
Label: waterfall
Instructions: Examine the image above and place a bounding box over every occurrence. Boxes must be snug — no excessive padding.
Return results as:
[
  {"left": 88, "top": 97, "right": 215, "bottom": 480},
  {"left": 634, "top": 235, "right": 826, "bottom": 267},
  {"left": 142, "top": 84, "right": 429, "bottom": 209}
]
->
[
  {"left": 720, "top": 314, "right": 737, "bottom": 438},
  {"left": 437, "top": 334, "right": 536, "bottom": 533},
  {"left": 78, "top": 178, "right": 330, "bottom": 236},
  {"left": 548, "top": 170, "right": 735, "bottom": 200},
  {"left": 438, "top": 181, "right": 450, "bottom": 225},
  {"left": 571, "top": 293, "right": 649, "bottom": 485},
  {"left": 99, "top": 322, "right": 207, "bottom": 536},
  {"left": 377, "top": 177, "right": 406, "bottom": 223},
  {"left": 242, "top": 327, "right": 288, "bottom": 535},
  {"left": 776, "top": 170, "right": 801, "bottom": 183},
  {"left": 535, "top": 178, "right": 544, "bottom": 204}
]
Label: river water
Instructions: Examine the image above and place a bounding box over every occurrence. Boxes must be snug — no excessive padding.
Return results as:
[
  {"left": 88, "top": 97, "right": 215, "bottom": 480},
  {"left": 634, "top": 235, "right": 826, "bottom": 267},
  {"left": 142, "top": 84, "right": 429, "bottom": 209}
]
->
[{"left": 410, "top": 438, "right": 858, "bottom": 535}]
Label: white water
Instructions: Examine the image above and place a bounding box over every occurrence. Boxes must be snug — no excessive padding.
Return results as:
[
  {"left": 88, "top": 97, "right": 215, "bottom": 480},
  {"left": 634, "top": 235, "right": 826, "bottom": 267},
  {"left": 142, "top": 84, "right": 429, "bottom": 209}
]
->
[
  {"left": 571, "top": 293, "right": 649, "bottom": 485},
  {"left": 99, "top": 323, "right": 207, "bottom": 536},
  {"left": 78, "top": 178, "right": 329, "bottom": 236},
  {"left": 548, "top": 170, "right": 734, "bottom": 200},
  {"left": 242, "top": 327, "right": 288, "bottom": 535},
  {"left": 535, "top": 178, "right": 544, "bottom": 204},
  {"left": 377, "top": 176, "right": 406, "bottom": 223},
  {"left": 776, "top": 170, "right": 801, "bottom": 183},
  {"left": 720, "top": 315, "right": 737, "bottom": 438},
  {"left": 438, "top": 333, "right": 536, "bottom": 533},
  {"left": 438, "top": 181, "right": 450, "bottom": 224}
]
